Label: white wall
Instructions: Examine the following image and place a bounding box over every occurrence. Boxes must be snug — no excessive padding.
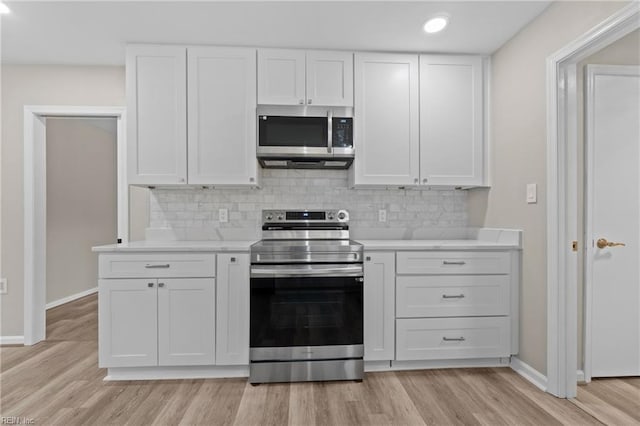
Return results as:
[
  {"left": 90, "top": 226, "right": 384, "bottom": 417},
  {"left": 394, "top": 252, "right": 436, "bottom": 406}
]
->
[
  {"left": 1, "top": 65, "right": 125, "bottom": 337},
  {"left": 468, "top": 1, "right": 631, "bottom": 375},
  {"left": 46, "top": 118, "right": 118, "bottom": 304}
]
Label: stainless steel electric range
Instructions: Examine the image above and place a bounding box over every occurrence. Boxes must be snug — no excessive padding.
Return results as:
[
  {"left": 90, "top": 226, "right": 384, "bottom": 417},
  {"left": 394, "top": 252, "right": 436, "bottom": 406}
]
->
[{"left": 249, "top": 209, "right": 364, "bottom": 384}]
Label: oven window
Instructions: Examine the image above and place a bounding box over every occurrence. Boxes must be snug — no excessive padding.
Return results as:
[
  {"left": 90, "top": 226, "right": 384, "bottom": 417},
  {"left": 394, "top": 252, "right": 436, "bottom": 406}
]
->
[
  {"left": 259, "top": 116, "right": 328, "bottom": 148},
  {"left": 250, "top": 276, "right": 363, "bottom": 347}
]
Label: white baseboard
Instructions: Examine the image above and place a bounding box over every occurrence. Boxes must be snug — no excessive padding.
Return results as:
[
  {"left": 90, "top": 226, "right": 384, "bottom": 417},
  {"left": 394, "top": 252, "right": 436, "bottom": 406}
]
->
[
  {"left": 577, "top": 369, "right": 585, "bottom": 383},
  {"left": 0, "top": 336, "right": 25, "bottom": 345},
  {"left": 46, "top": 287, "right": 97, "bottom": 310},
  {"left": 104, "top": 365, "right": 250, "bottom": 381},
  {"left": 510, "top": 356, "right": 547, "bottom": 391}
]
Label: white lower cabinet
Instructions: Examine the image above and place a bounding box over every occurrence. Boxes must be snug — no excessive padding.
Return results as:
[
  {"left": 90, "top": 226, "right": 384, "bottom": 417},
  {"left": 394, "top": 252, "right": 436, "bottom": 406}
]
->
[
  {"left": 215, "top": 253, "right": 250, "bottom": 365},
  {"left": 396, "top": 317, "right": 510, "bottom": 361},
  {"left": 363, "top": 252, "right": 395, "bottom": 361},
  {"left": 98, "top": 252, "right": 217, "bottom": 368}
]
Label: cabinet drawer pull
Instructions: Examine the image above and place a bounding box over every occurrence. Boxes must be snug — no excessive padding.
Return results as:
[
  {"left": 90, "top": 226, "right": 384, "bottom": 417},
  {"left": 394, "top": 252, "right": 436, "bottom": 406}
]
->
[
  {"left": 230, "top": 257, "right": 236, "bottom": 263},
  {"left": 145, "top": 264, "right": 170, "bottom": 269},
  {"left": 158, "top": 282, "right": 165, "bottom": 288},
  {"left": 442, "top": 261, "right": 466, "bottom": 266},
  {"left": 442, "top": 294, "right": 465, "bottom": 299},
  {"left": 365, "top": 256, "right": 371, "bottom": 261},
  {"left": 442, "top": 336, "right": 465, "bottom": 342},
  {"left": 148, "top": 282, "right": 154, "bottom": 288}
]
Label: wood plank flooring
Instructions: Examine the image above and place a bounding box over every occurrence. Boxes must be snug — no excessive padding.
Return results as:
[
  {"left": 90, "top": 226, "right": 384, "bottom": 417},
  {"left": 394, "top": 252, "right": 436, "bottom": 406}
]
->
[{"left": 0, "top": 294, "right": 637, "bottom": 425}]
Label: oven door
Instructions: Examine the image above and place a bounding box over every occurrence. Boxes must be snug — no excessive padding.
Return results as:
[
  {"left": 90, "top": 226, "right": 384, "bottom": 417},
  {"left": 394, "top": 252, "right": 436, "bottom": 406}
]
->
[{"left": 250, "top": 264, "right": 363, "bottom": 360}]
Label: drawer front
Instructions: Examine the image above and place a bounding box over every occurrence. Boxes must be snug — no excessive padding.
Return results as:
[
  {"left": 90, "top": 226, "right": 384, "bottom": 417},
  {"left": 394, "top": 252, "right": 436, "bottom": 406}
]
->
[
  {"left": 396, "top": 317, "right": 510, "bottom": 360},
  {"left": 396, "top": 275, "right": 509, "bottom": 318},
  {"left": 396, "top": 251, "right": 510, "bottom": 275},
  {"left": 99, "top": 253, "right": 216, "bottom": 278}
]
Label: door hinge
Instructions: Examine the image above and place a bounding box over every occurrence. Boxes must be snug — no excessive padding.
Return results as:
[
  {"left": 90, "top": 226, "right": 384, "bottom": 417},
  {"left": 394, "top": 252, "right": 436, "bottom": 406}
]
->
[{"left": 572, "top": 241, "right": 578, "bottom": 252}]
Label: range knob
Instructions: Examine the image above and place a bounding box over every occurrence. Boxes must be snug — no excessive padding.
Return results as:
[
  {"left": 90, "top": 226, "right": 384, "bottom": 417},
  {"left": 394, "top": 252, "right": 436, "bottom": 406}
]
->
[
  {"left": 327, "top": 212, "right": 335, "bottom": 220},
  {"left": 265, "top": 213, "right": 273, "bottom": 221},
  {"left": 277, "top": 214, "right": 284, "bottom": 221},
  {"left": 337, "top": 211, "right": 347, "bottom": 220}
]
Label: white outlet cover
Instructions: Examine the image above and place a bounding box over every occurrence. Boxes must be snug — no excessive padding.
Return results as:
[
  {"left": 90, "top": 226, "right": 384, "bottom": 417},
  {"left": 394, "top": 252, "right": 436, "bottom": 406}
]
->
[
  {"left": 218, "top": 208, "right": 228, "bottom": 223},
  {"left": 378, "top": 209, "right": 387, "bottom": 222},
  {"left": 526, "top": 183, "right": 537, "bottom": 204},
  {"left": 0, "top": 278, "right": 7, "bottom": 294}
]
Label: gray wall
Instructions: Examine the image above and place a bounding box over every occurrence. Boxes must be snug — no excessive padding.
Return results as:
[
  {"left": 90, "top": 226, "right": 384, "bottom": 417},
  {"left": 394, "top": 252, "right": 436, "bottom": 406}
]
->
[
  {"left": 0, "top": 65, "right": 126, "bottom": 336},
  {"left": 468, "top": 1, "right": 632, "bottom": 374},
  {"left": 46, "top": 118, "right": 118, "bottom": 304}
]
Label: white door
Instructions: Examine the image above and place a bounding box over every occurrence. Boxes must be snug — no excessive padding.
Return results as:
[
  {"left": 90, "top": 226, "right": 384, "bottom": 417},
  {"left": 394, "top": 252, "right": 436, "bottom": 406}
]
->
[
  {"left": 157, "top": 278, "right": 215, "bottom": 366},
  {"left": 586, "top": 64, "right": 640, "bottom": 378},
  {"left": 126, "top": 45, "right": 187, "bottom": 185},
  {"left": 257, "top": 49, "right": 306, "bottom": 105},
  {"left": 352, "top": 53, "right": 420, "bottom": 186},
  {"left": 363, "top": 252, "right": 395, "bottom": 361},
  {"left": 216, "top": 253, "right": 250, "bottom": 365},
  {"left": 419, "top": 55, "right": 484, "bottom": 186},
  {"left": 306, "top": 51, "right": 354, "bottom": 107},
  {"left": 187, "top": 47, "right": 258, "bottom": 186},
  {"left": 98, "top": 279, "right": 158, "bottom": 367}
]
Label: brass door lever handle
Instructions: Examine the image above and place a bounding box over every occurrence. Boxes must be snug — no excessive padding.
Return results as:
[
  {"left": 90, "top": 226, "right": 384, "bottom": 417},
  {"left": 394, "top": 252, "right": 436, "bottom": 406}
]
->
[{"left": 596, "top": 238, "right": 626, "bottom": 249}]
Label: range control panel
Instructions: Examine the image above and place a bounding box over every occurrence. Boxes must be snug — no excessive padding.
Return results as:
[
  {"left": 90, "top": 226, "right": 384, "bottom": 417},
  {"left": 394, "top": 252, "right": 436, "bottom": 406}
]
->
[{"left": 262, "top": 209, "right": 349, "bottom": 223}]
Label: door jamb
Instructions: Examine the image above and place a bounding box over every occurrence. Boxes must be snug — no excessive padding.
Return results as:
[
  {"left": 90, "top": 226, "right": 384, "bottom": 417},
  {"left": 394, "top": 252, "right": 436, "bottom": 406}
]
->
[
  {"left": 23, "top": 105, "right": 127, "bottom": 346},
  {"left": 546, "top": 3, "right": 639, "bottom": 398}
]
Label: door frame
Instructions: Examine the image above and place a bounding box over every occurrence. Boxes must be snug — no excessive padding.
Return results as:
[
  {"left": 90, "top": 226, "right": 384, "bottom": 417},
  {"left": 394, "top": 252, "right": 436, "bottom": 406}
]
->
[
  {"left": 23, "top": 105, "right": 127, "bottom": 345},
  {"left": 583, "top": 64, "right": 640, "bottom": 383},
  {"left": 546, "top": 3, "right": 639, "bottom": 398}
]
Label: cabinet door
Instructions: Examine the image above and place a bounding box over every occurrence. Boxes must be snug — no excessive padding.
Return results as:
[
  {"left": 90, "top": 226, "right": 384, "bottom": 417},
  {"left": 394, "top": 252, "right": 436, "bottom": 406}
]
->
[
  {"left": 258, "top": 49, "right": 306, "bottom": 105},
  {"left": 352, "top": 53, "right": 419, "bottom": 186},
  {"left": 157, "top": 278, "right": 215, "bottom": 366},
  {"left": 216, "top": 253, "right": 250, "bottom": 365},
  {"left": 420, "top": 55, "right": 484, "bottom": 186},
  {"left": 363, "top": 252, "right": 395, "bottom": 361},
  {"left": 98, "top": 279, "right": 158, "bottom": 367},
  {"left": 306, "top": 51, "right": 353, "bottom": 107},
  {"left": 187, "top": 47, "right": 258, "bottom": 186},
  {"left": 127, "top": 45, "right": 187, "bottom": 185}
]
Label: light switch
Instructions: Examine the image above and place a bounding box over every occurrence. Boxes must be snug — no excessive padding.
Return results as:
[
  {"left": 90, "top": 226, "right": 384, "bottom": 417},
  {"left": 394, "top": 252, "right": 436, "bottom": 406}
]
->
[
  {"left": 378, "top": 209, "right": 387, "bottom": 222},
  {"left": 526, "top": 183, "right": 537, "bottom": 204}
]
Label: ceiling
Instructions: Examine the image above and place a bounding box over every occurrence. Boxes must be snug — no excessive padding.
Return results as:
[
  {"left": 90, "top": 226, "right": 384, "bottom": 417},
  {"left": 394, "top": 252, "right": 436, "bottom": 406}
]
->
[{"left": 1, "top": 1, "right": 551, "bottom": 66}]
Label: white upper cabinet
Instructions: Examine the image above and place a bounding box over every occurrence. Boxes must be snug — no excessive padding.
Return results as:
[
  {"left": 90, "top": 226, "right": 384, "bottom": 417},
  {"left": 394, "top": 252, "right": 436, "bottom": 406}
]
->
[
  {"left": 419, "top": 55, "right": 484, "bottom": 186},
  {"left": 187, "top": 47, "right": 258, "bottom": 186},
  {"left": 306, "top": 51, "right": 354, "bottom": 107},
  {"left": 127, "top": 45, "right": 258, "bottom": 187},
  {"left": 258, "top": 49, "right": 353, "bottom": 106},
  {"left": 350, "top": 53, "right": 420, "bottom": 186},
  {"left": 127, "top": 45, "right": 187, "bottom": 185}
]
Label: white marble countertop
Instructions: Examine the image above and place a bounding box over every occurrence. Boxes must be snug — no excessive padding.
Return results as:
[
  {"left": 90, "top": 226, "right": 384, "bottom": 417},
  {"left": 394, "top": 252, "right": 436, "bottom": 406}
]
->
[{"left": 92, "top": 240, "right": 256, "bottom": 252}]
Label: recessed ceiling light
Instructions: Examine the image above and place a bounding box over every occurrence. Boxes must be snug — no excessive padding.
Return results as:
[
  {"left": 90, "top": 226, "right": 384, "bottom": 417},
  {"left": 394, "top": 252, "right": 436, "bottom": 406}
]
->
[
  {"left": 423, "top": 15, "right": 449, "bottom": 34},
  {"left": 0, "top": 3, "right": 10, "bottom": 14}
]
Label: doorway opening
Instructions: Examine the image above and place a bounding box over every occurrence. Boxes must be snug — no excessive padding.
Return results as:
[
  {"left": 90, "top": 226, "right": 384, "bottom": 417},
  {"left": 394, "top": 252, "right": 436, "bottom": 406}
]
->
[{"left": 24, "top": 106, "right": 127, "bottom": 345}]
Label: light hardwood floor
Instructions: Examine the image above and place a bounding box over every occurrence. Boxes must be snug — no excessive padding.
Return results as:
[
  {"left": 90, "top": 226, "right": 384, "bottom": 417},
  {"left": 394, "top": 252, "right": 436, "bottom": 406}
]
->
[{"left": 0, "top": 294, "right": 637, "bottom": 425}]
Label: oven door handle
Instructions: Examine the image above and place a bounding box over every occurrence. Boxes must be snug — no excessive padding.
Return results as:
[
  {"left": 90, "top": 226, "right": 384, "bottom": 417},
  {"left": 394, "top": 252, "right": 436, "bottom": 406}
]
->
[{"left": 251, "top": 264, "right": 363, "bottom": 278}]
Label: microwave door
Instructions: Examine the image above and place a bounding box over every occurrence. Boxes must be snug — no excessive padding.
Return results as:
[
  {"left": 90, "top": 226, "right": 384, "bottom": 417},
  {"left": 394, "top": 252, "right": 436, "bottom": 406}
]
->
[{"left": 258, "top": 116, "right": 330, "bottom": 157}]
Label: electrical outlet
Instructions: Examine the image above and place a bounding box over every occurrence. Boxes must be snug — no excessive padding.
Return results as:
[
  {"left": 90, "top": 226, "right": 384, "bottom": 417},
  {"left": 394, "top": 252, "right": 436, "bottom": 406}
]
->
[
  {"left": 218, "top": 208, "right": 228, "bottom": 223},
  {"left": 0, "top": 278, "right": 7, "bottom": 295},
  {"left": 378, "top": 209, "right": 387, "bottom": 222}
]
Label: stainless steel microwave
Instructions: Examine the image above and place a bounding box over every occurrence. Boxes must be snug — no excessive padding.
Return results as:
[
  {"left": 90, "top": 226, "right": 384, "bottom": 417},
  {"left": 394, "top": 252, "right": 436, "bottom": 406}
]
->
[{"left": 257, "top": 114, "right": 354, "bottom": 169}]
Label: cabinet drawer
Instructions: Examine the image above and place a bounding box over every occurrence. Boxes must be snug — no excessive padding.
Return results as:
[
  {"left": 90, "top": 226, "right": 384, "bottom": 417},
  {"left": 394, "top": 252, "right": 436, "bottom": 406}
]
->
[
  {"left": 99, "top": 253, "right": 216, "bottom": 278},
  {"left": 396, "top": 317, "right": 510, "bottom": 361},
  {"left": 396, "top": 275, "right": 509, "bottom": 318},
  {"left": 396, "top": 251, "right": 510, "bottom": 275}
]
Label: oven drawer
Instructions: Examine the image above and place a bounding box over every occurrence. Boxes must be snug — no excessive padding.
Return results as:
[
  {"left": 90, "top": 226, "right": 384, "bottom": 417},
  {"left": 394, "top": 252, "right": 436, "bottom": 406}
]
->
[
  {"left": 99, "top": 253, "right": 216, "bottom": 278},
  {"left": 396, "top": 317, "right": 510, "bottom": 360},
  {"left": 396, "top": 275, "right": 510, "bottom": 318},
  {"left": 396, "top": 251, "right": 511, "bottom": 275}
]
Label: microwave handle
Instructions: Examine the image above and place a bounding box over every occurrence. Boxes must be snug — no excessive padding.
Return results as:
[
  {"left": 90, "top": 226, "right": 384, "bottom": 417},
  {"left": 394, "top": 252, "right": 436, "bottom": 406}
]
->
[{"left": 327, "top": 110, "right": 333, "bottom": 154}]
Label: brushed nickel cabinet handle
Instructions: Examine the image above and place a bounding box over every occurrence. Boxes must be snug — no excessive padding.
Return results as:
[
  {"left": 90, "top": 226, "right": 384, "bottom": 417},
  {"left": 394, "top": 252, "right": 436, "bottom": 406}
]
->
[
  {"left": 442, "top": 294, "right": 465, "bottom": 299},
  {"left": 145, "top": 264, "right": 170, "bottom": 269},
  {"left": 148, "top": 282, "right": 154, "bottom": 288},
  {"left": 230, "top": 257, "right": 236, "bottom": 263},
  {"left": 442, "top": 337, "right": 465, "bottom": 342},
  {"left": 442, "top": 261, "right": 466, "bottom": 266},
  {"left": 365, "top": 256, "right": 371, "bottom": 261},
  {"left": 158, "top": 282, "right": 165, "bottom": 288}
]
